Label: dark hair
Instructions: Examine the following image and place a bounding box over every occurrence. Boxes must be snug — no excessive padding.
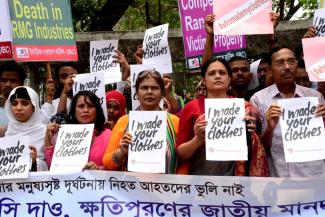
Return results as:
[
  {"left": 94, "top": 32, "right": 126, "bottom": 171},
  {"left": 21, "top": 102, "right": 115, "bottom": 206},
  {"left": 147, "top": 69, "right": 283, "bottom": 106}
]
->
[
  {"left": 9, "top": 87, "right": 31, "bottom": 103},
  {"left": 294, "top": 44, "right": 303, "bottom": 60},
  {"left": 258, "top": 53, "right": 271, "bottom": 65},
  {"left": 201, "top": 58, "right": 232, "bottom": 77},
  {"left": 54, "top": 62, "right": 79, "bottom": 80},
  {"left": 269, "top": 46, "right": 294, "bottom": 65},
  {"left": 135, "top": 70, "right": 166, "bottom": 96},
  {"left": 0, "top": 63, "right": 26, "bottom": 84},
  {"left": 297, "top": 59, "right": 305, "bottom": 69},
  {"left": 67, "top": 91, "right": 105, "bottom": 135},
  {"left": 53, "top": 62, "right": 79, "bottom": 99},
  {"left": 228, "top": 56, "right": 249, "bottom": 65}
]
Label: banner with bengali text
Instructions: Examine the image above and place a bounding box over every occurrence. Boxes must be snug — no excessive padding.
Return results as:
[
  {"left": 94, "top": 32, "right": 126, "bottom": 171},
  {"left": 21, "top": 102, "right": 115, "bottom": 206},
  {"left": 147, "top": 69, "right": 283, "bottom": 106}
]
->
[
  {"left": 8, "top": 0, "right": 78, "bottom": 61},
  {"left": 1, "top": 171, "right": 325, "bottom": 217},
  {"left": 178, "top": 0, "right": 246, "bottom": 71}
]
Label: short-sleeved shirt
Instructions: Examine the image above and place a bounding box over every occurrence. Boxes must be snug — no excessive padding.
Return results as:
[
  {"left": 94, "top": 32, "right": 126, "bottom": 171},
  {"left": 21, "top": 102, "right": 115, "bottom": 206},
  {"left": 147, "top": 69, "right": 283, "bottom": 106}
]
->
[{"left": 250, "top": 83, "right": 325, "bottom": 177}]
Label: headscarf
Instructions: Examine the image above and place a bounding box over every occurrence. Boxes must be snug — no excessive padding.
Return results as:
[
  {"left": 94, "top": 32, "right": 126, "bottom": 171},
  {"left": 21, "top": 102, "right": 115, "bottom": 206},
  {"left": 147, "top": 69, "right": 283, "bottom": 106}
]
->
[
  {"left": 106, "top": 91, "right": 126, "bottom": 117},
  {"left": 5, "top": 86, "right": 48, "bottom": 171}
]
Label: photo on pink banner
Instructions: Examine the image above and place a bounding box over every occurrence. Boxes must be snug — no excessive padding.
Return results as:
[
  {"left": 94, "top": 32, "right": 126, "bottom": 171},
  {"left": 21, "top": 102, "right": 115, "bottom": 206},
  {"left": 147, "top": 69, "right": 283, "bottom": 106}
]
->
[
  {"left": 302, "top": 37, "right": 325, "bottom": 82},
  {"left": 213, "top": 0, "right": 273, "bottom": 35}
]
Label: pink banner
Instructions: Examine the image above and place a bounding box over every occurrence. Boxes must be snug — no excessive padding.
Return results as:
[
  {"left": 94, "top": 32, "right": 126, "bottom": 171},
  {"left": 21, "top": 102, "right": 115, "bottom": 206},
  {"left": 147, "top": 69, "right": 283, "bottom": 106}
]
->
[
  {"left": 213, "top": 0, "right": 273, "bottom": 35},
  {"left": 302, "top": 37, "right": 325, "bottom": 82},
  {"left": 178, "top": 0, "right": 246, "bottom": 71}
]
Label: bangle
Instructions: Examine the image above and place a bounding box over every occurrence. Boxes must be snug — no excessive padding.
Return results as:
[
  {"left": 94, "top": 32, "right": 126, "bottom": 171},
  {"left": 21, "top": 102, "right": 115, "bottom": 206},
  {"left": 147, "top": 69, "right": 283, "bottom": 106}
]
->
[{"left": 112, "top": 151, "right": 125, "bottom": 166}]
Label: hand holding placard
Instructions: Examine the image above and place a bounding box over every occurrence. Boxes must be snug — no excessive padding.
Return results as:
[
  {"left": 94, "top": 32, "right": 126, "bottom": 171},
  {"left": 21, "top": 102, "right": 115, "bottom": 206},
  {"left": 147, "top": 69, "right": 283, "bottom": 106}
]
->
[
  {"left": 205, "top": 98, "right": 247, "bottom": 161},
  {"left": 128, "top": 111, "right": 167, "bottom": 173},
  {"left": 51, "top": 124, "right": 94, "bottom": 173},
  {"left": 314, "top": 8, "right": 325, "bottom": 36},
  {"left": 278, "top": 97, "right": 325, "bottom": 162},
  {"left": 142, "top": 24, "right": 172, "bottom": 73},
  {"left": 0, "top": 136, "right": 30, "bottom": 180},
  {"left": 90, "top": 40, "right": 121, "bottom": 84}
]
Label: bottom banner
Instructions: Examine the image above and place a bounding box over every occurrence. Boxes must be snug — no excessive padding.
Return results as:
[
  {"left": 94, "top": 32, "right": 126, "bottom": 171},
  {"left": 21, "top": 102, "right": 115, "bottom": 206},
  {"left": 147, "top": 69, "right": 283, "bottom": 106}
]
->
[{"left": 1, "top": 171, "right": 325, "bottom": 216}]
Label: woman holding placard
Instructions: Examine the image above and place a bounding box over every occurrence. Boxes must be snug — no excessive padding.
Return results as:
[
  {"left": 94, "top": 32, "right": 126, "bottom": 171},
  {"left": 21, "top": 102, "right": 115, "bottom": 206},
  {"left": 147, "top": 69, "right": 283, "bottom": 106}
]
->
[
  {"left": 176, "top": 58, "right": 269, "bottom": 176},
  {"left": 102, "top": 70, "right": 186, "bottom": 174},
  {"left": 5, "top": 86, "right": 48, "bottom": 171},
  {"left": 44, "top": 91, "right": 111, "bottom": 170}
]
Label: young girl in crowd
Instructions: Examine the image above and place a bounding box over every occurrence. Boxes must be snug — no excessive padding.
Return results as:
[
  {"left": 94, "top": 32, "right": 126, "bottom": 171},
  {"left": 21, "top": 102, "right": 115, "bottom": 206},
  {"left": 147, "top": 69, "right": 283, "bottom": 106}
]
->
[
  {"left": 44, "top": 91, "right": 111, "bottom": 170},
  {"left": 5, "top": 86, "right": 48, "bottom": 171},
  {"left": 176, "top": 58, "right": 269, "bottom": 176}
]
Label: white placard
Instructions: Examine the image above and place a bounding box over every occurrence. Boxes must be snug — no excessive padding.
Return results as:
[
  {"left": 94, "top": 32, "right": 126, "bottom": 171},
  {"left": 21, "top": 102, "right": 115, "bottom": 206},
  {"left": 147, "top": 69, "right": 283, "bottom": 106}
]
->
[
  {"left": 248, "top": 58, "right": 261, "bottom": 90},
  {"left": 90, "top": 40, "right": 121, "bottom": 84},
  {"left": 0, "top": 0, "right": 13, "bottom": 60},
  {"left": 130, "top": 64, "right": 164, "bottom": 110},
  {"left": 51, "top": 124, "right": 94, "bottom": 173},
  {"left": 0, "top": 136, "right": 29, "bottom": 180},
  {"left": 0, "top": 0, "right": 12, "bottom": 42},
  {"left": 73, "top": 72, "right": 107, "bottom": 121},
  {"left": 313, "top": 8, "right": 325, "bottom": 36},
  {"left": 278, "top": 97, "right": 325, "bottom": 162},
  {"left": 142, "top": 24, "right": 173, "bottom": 73},
  {"left": 128, "top": 111, "right": 167, "bottom": 173},
  {"left": 205, "top": 98, "right": 247, "bottom": 160}
]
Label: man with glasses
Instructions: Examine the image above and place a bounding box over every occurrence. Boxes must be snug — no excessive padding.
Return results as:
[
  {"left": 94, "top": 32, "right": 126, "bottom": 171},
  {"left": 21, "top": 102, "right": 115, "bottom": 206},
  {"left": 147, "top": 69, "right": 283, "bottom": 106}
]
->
[{"left": 250, "top": 47, "right": 325, "bottom": 177}]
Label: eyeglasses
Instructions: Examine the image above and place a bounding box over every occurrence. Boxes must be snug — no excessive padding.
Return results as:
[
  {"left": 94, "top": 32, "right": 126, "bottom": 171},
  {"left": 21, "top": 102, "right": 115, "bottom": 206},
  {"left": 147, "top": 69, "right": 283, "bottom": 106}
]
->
[
  {"left": 273, "top": 59, "right": 298, "bottom": 68},
  {"left": 137, "top": 69, "right": 161, "bottom": 79}
]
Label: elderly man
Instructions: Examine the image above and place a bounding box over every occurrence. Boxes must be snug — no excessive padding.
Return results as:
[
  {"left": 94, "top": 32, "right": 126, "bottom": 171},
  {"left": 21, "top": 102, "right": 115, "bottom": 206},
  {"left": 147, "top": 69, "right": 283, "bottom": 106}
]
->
[{"left": 250, "top": 47, "right": 325, "bottom": 177}]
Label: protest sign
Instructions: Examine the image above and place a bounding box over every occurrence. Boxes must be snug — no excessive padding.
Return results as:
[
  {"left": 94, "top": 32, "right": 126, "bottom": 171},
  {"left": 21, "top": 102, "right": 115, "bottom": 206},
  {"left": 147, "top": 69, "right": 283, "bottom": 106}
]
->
[
  {"left": 128, "top": 111, "right": 167, "bottom": 173},
  {"left": 73, "top": 72, "right": 107, "bottom": 121},
  {"left": 142, "top": 24, "right": 173, "bottom": 73},
  {"left": 130, "top": 64, "right": 164, "bottom": 110},
  {"left": 2, "top": 170, "right": 325, "bottom": 216},
  {"left": 0, "top": 0, "right": 13, "bottom": 60},
  {"left": 302, "top": 37, "right": 325, "bottom": 81},
  {"left": 248, "top": 58, "right": 261, "bottom": 90},
  {"left": 8, "top": 0, "right": 78, "bottom": 61},
  {"left": 90, "top": 40, "right": 121, "bottom": 84},
  {"left": 213, "top": 0, "right": 273, "bottom": 35},
  {"left": 0, "top": 136, "right": 29, "bottom": 180},
  {"left": 205, "top": 98, "right": 247, "bottom": 160},
  {"left": 278, "top": 97, "right": 325, "bottom": 162},
  {"left": 51, "top": 124, "right": 94, "bottom": 173},
  {"left": 178, "top": 0, "right": 246, "bottom": 71},
  {"left": 314, "top": 8, "right": 325, "bottom": 36}
]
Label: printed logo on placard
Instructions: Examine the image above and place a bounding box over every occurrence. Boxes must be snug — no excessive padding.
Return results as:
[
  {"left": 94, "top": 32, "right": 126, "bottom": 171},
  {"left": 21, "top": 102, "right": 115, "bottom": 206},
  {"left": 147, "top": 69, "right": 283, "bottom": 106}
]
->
[
  {"left": 16, "top": 47, "right": 29, "bottom": 58},
  {"left": 308, "top": 57, "right": 325, "bottom": 80},
  {"left": 188, "top": 58, "right": 200, "bottom": 69}
]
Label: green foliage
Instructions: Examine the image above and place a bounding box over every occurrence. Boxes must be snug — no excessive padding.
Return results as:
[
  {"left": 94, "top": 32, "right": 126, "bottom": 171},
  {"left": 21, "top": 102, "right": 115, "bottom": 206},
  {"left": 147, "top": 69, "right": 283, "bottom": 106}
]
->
[
  {"left": 113, "top": 0, "right": 180, "bottom": 31},
  {"left": 298, "top": 0, "right": 319, "bottom": 18},
  {"left": 272, "top": 0, "right": 318, "bottom": 20},
  {"left": 71, "top": 0, "right": 107, "bottom": 31}
]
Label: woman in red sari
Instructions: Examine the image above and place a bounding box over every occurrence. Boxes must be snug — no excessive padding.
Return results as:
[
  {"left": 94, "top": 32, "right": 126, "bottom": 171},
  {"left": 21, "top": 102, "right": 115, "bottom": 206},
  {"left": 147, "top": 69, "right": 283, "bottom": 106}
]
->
[{"left": 177, "top": 58, "right": 269, "bottom": 176}]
